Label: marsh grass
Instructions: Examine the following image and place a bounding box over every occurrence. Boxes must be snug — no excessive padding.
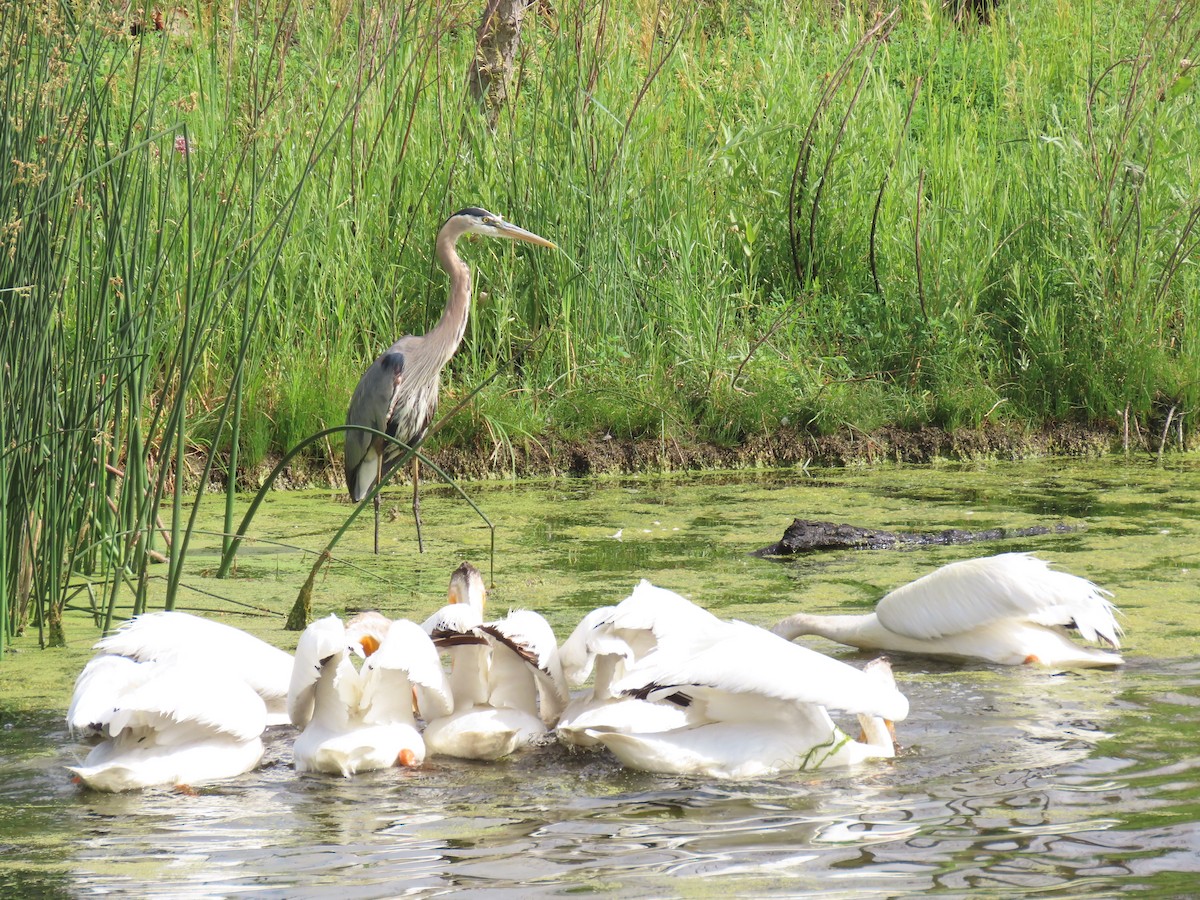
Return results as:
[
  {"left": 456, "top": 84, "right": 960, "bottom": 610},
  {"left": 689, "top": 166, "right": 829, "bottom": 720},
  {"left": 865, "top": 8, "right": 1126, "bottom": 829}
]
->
[{"left": 3, "top": 0, "right": 1198, "bottom": 640}]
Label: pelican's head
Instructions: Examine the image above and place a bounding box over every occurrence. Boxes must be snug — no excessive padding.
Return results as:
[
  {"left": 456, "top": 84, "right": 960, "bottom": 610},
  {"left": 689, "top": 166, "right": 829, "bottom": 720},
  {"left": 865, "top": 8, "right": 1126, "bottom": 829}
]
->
[
  {"left": 444, "top": 207, "right": 557, "bottom": 249},
  {"left": 447, "top": 562, "right": 487, "bottom": 614},
  {"left": 346, "top": 610, "right": 392, "bottom": 658}
]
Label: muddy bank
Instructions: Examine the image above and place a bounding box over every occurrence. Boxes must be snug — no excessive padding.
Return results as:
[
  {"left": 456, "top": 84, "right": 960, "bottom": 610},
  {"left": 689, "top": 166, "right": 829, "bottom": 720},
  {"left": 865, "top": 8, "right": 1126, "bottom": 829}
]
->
[{"left": 227, "top": 422, "right": 1168, "bottom": 491}]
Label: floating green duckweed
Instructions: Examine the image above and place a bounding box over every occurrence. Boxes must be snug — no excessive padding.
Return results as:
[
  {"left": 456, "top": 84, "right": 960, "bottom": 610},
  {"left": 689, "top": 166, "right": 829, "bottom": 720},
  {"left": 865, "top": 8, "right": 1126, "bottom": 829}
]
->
[{"left": 6, "top": 457, "right": 1197, "bottom": 712}]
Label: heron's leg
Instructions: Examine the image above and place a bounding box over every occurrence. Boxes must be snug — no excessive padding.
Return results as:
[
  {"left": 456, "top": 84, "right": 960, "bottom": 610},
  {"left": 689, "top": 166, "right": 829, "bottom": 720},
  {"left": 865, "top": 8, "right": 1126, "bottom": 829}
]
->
[
  {"left": 373, "top": 458, "right": 381, "bottom": 555},
  {"left": 412, "top": 457, "right": 425, "bottom": 553},
  {"left": 373, "top": 493, "right": 381, "bottom": 555}
]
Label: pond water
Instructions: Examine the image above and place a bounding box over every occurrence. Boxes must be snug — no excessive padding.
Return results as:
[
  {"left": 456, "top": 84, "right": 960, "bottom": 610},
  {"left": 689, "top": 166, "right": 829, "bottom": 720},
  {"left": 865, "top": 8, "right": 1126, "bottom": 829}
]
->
[{"left": 2, "top": 457, "right": 1199, "bottom": 896}]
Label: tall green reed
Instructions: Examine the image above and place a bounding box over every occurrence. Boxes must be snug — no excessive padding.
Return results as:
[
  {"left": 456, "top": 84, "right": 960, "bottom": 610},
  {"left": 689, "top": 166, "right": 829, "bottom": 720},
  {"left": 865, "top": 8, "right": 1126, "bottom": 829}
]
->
[{"left": 0, "top": 0, "right": 433, "bottom": 644}]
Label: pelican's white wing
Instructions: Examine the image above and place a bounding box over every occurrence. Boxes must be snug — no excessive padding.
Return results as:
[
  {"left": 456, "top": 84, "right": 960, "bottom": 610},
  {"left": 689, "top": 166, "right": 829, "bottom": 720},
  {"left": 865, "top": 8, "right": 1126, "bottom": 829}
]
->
[
  {"left": 559, "top": 581, "right": 727, "bottom": 679},
  {"left": 69, "top": 653, "right": 267, "bottom": 743},
  {"left": 366, "top": 619, "right": 454, "bottom": 721},
  {"left": 67, "top": 655, "right": 149, "bottom": 735},
  {"left": 94, "top": 611, "right": 294, "bottom": 710},
  {"left": 559, "top": 583, "right": 727, "bottom": 688},
  {"left": 422, "top": 602, "right": 485, "bottom": 638},
  {"left": 613, "top": 620, "right": 909, "bottom": 722},
  {"left": 876, "top": 553, "right": 1121, "bottom": 647},
  {"left": 609, "top": 581, "right": 725, "bottom": 649},
  {"left": 482, "top": 609, "right": 569, "bottom": 725},
  {"left": 106, "top": 662, "right": 268, "bottom": 743},
  {"left": 288, "top": 615, "right": 349, "bottom": 727}
]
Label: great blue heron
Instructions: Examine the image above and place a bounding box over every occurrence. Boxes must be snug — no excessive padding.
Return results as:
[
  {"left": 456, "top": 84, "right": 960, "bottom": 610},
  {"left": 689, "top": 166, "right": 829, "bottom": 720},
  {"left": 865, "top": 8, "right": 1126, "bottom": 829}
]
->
[{"left": 344, "top": 207, "right": 556, "bottom": 553}]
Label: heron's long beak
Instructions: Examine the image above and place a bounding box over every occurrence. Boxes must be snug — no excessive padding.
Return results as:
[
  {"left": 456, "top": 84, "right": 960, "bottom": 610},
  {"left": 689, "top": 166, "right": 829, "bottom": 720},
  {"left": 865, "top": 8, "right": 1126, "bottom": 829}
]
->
[{"left": 496, "top": 221, "right": 556, "bottom": 249}]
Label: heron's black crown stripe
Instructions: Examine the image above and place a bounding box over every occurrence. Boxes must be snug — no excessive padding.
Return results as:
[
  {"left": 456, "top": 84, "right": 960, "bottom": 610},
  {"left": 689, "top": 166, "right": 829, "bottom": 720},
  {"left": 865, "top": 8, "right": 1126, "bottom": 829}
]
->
[{"left": 451, "top": 206, "right": 493, "bottom": 220}]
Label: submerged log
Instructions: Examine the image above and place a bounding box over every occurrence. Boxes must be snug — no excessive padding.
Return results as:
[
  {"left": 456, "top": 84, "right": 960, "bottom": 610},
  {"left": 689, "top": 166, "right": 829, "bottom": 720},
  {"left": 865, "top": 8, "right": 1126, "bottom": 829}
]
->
[{"left": 753, "top": 519, "right": 1080, "bottom": 557}]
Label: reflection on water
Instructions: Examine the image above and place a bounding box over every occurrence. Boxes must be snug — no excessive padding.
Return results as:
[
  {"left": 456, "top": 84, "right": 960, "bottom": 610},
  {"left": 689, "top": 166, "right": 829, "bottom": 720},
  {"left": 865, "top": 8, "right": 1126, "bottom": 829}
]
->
[{"left": 2, "top": 458, "right": 1199, "bottom": 896}]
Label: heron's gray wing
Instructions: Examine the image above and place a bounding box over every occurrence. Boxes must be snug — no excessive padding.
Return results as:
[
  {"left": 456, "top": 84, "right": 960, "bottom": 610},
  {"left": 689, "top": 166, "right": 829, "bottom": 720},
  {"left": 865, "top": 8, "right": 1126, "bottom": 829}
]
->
[{"left": 344, "top": 349, "right": 406, "bottom": 497}]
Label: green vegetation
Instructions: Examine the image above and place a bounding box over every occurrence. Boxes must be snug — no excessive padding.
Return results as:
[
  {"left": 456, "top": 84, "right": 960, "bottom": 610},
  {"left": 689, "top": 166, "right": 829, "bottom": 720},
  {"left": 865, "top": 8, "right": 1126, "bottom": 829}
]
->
[{"left": 2, "top": 0, "right": 1198, "bottom": 640}]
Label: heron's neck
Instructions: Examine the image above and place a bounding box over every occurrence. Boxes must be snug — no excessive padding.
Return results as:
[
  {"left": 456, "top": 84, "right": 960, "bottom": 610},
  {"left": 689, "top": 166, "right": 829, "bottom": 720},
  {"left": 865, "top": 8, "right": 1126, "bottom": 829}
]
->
[{"left": 429, "top": 231, "right": 473, "bottom": 370}]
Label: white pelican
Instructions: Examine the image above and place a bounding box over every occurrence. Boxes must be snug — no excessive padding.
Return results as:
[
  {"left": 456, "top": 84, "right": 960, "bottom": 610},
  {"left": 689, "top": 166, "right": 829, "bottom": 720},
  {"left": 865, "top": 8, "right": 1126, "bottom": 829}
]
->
[
  {"left": 288, "top": 612, "right": 453, "bottom": 776},
  {"left": 556, "top": 585, "right": 709, "bottom": 749},
  {"left": 586, "top": 591, "right": 908, "bottom": 779},
  {"left": 771, "top": 552, "right": 1123, "bottom": 667},
  {"left": 66, "top": 654, "right": 267, "bottom": 791},
  {"left": 421, "top": 563, "right": 569, "bottom": 760},
  {"left": 91, "top": 611, "right": 294, "bottom": 724}
]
